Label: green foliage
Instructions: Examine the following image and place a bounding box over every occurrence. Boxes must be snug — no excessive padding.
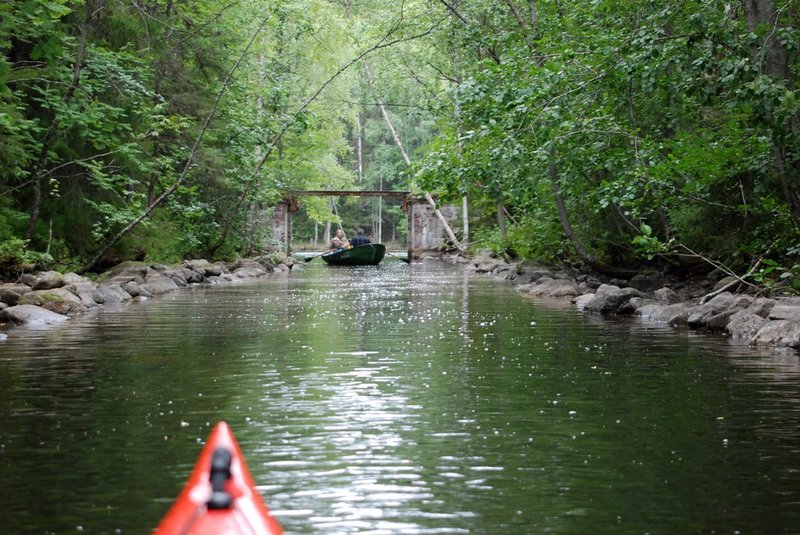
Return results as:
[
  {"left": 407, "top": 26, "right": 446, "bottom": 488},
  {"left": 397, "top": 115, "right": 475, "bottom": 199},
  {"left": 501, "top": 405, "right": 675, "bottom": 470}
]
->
[
  {"left": 2, "top": 0, "right": 798, "bottom": 280},
  {"left": 0, "top": 238, "right": 54, "bottom": 276},
  {"left": 412, "top": 0, "right": 800, "bottom": 279},
  {"left": 631, "top": 223, "right": 674, "bottom": 261}
]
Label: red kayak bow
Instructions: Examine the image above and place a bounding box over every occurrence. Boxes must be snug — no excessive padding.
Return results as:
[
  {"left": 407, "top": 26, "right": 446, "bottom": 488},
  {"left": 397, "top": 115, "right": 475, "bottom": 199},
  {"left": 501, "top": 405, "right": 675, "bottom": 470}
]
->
[{"left": 154, "top": 421, "right": 284, "bottom": 535}]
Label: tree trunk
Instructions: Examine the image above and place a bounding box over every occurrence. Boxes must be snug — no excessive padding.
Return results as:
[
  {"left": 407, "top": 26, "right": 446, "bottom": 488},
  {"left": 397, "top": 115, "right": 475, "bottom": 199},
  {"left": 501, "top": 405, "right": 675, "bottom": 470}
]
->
[
  {"left": 742, "top": 0, "right": 800, "bottom": 222},
  {"left": 362, "top": 61, "right": 464, "bottom": 250},
  {"left": 377, "top": 175, "right": 383, "bottom": 243},
  {"left": 462, "top": 195, "right": 469, "bottom": 245},
  {"left": 497, "top": 201, "right": 507, "bottom": 242},
  {"left": 548, "top": 158, "right": 636, "bottom": 278},
  {"left": 323, "top": 220, "right": 331, "bottom": 246},
  {"left": 341, "top": 0, "right": 463, "bottom": 250}
]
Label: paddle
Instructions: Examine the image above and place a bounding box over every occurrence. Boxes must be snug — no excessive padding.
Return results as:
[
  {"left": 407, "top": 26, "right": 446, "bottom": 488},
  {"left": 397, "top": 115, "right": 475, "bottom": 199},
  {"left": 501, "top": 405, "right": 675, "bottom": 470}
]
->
[
  {"left": 385, "top": 251, "right": 411, "bottom": 264},
  {"left": 304, "top": 251, "right": 328, "bottom": 262}
]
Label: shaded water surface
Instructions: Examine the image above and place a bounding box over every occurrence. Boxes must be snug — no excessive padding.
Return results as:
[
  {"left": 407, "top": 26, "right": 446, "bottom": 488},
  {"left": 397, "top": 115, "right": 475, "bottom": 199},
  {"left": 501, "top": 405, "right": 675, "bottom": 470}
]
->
[{"left": 1, "top": 261, "right": 799, "bottom": 534}]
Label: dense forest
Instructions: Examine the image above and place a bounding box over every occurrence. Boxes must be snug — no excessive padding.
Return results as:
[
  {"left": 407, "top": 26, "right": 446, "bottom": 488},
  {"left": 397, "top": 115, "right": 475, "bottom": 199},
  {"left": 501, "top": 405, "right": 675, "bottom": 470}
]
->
[{"left": 1, "top": 1, "right": 798, "bottom": 289}]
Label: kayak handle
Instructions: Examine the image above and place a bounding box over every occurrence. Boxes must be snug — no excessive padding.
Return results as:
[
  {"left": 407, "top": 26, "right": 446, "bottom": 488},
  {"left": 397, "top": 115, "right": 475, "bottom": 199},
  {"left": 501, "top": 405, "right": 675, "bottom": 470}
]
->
[{"left": 207, "top": 447, "right": 233, "bottom": 510}]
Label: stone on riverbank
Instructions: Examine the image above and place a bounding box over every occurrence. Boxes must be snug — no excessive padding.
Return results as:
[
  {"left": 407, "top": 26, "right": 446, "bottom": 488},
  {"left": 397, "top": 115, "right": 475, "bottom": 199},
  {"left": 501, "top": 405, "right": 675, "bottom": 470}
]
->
[
  {"left": 0, "top": 256, "right": 285, "bottom": 333},
  {"left": 628, "top": 272, "right": 665, "bottom": 292},
  {"left": 654, "top": 287, "right": 681, "bottom": 304},
  {"left": 752, "top": 320, "right": 800, "bottom": 349},
  {"left": 0, "top": 283, "right": 31, "bottom": 306},
  {"left": 0, "top": 304, "right": 69, "bottom": 325},
  {"left": 31, "top": 270, "right": 65, "bottom": 290},
  {"left": 768, "top": 297, "right": 800, "bottom": 321},
  {"left": 230, "top": 258, "right": 269, "bottom": 278},
  {"left": 726, "top": 314, "right": 768, "bottom": 341},
  {"left": 520, "top": 277, "right": 581, "bottom": 297},
  {"left": 100, "top": 261, "right": 149, "bottom": 280},
  {"left": 97, "top": 283, "right": 134, "bottom": 303},
  {"left": 140, "top": 272, "right": 180, "bottom": 295},
  {"left": 583, "top": 284, "right": 648, "bottom": 314},
  {"left": 121, "top": 280, "right": 152, "bottom": 298},
  {"left": 18, "top": 288, "right": 86, "bottom": 315},
  {"left": 69, "top": 280, "right": 106, "bottom": 307},
  {"left": 637, "top": 303, "right": 692, "bottom": 324},
  {"left": 703, "top": 295, "right": 755, "bottom": 331},
  {"left": 686, "top": 292, "right": 736, "bottom": 327},
  {"left": 451, "top": 250, "right": 800, "bottom": 353}
]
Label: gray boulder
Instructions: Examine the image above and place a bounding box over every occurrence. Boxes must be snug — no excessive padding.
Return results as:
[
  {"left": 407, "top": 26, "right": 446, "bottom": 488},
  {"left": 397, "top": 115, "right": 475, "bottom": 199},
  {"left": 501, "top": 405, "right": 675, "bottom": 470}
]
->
[
  {"left": 492, "top": 265, "right": 515, "bottom": 279},
  {"left": 32, "top": 270, "right": 65, "bottom": 290},
  {"left": 62, "top": 272, "right": 90, "bottom": 285},
  {"left": 69, "top": 281, "right": 105, "bottom": 307},
  {"left": 514, "top": 274, "right": 534, "bottom": 285},
  {"left": 233, "top": 266, "right": 268, "bottom": 278},
  {"left": 208, "top": 262, "right": 228, "bottom": 276},
  {"left": 726, "top": 313, "right": 767, "bottom": 341},
  {"left": 474, "top": 260, "right": 501, "bottom": 273},
  {"left": 100, "top": 261, "right": 149, "bottom": 280},
  {"left": 19, "top": 273, "right": 37, "bottom": 286},
  {"left": 173, "top": 267, "right": 202, "bottom": 284},
  {"left": 524, "top": 277, "right": 581, "bottom": 297},
  {"left": 712, "top": 275, "right": 739, "bottom": 292},
  {"left": 140, "top": 273, "right": 180, "bottom": 295},
  {"left": 0, "top": 304, "right": 69, "bottom": 326},
  {"left": 0, "top": 283, "right": 31, "bottom": 306},
  {"left": 687, "top": 292, "right": 735, "bottom": 328},
  {"left": 180, "top": 265, "right": 206, "bottom": 283},
  {"left": 572, "top": 293, "right": 595, "bottom": 311},
  {"left": 754, "top": 298, "right": 777, "bottom": 316},
  {"left": 704, "top": 295, "right": 755, "bottom": 331},
  {"left": 618, "top": 297, "right": 652, "bottom": 316},
  {"left": 583, "top": 284, "right": 648, "bottom": 314},
  {"left": 638, "top": 303, "right": 692, "bottom": 324},
  {"left": 121, "top": 281, "right": 153, "bottom": 298},
  {"left": 653, "top": 287, "right": 681, "bottom": 305},
  {"left": 18, "top": 288, "right": 86, "bottom": 315},
  {"left": 164, "top": 270, "right": 188, "bottom": 287},
  {"left": 628, "top": 272, "right": 665, "bottom": 292},
  {"left": 768, "top": 297, "right": 800, "bottom": 322},
  {"left": 185, "top": 259, "right": 213, "bottom": 271},
  {"left": 752, "top": 320, "right": 800, "bottom": 349},
  {"left": 229, "top": 258, "right": 267, "bottom": 271},
  {"left": 97, "top": 283, "right": 133, "bottom": 303}
]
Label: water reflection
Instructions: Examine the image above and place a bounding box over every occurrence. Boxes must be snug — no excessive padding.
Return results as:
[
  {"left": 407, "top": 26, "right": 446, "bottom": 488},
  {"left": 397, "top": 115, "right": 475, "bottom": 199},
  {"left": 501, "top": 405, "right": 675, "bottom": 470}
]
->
[{"left": 0, "top": 261, "right": 799, "bottom": 534}]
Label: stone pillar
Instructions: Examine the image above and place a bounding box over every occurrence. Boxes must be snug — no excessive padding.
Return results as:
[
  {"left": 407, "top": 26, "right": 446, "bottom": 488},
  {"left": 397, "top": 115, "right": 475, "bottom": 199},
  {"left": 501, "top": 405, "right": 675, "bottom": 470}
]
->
[
  {"left": 271, "top": 202, "right": 291, "bottom": 254},
  {"left": 408, "top": 198, "right": 459, "bottom": 259}
]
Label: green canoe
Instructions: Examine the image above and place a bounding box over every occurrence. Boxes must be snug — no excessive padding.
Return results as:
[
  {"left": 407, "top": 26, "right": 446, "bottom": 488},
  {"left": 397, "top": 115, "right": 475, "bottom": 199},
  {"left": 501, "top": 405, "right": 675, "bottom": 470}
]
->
[{"left": 321, "top": 243, "right": 386, "bottom": 266}]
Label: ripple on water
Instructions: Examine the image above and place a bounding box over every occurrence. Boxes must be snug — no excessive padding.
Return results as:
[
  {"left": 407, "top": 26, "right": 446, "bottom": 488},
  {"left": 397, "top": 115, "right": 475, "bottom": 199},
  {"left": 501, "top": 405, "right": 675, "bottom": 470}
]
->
[{"left": 1, "top": 262, "right": 799, "bottom": 533}]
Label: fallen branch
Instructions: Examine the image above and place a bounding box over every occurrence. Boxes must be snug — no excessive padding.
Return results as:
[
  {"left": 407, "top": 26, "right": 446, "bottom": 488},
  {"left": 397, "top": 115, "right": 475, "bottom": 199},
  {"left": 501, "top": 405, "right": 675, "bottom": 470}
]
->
[{"left": 699, "top": 247, "right": 770, "bottom": 303}]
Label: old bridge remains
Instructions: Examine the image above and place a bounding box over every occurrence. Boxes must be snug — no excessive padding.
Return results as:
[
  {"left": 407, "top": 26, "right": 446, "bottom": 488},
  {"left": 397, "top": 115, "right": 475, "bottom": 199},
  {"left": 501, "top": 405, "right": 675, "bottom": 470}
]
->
[{"left": 270, "top": 191, "right": 459, "bottom": 259}]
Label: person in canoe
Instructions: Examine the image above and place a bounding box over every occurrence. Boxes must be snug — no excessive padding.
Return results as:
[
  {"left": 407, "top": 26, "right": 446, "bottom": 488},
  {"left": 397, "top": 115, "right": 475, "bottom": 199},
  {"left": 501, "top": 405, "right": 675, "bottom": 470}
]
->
[
  {"left": 349, "top": 227, "right": 371, "bottom": 247},
  {"left": 330, "top": 228, "right": 350, "bottom": 250}
]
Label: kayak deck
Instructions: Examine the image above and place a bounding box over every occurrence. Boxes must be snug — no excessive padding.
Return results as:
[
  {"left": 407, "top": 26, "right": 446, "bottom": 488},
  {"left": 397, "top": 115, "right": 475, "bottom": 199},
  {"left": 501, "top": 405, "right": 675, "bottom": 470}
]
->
[{"left": 154, "top": 421, "right": 283, "bottom": 535}]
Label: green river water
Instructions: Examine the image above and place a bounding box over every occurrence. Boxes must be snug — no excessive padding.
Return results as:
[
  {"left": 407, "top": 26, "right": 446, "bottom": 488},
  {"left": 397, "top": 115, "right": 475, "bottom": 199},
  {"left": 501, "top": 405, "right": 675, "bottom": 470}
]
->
[{"left": 0, "top": 260, "right": 798, "bottom": 534}]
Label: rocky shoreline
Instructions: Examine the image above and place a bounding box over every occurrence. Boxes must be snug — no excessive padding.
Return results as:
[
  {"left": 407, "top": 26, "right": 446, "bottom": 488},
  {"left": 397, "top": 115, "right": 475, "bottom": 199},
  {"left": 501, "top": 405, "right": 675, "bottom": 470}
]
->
[
  {"left": 0, "top": 254, "right": 295, "bottom": 338},
  {"left": 441, "top": 251, "right": 800, "bottom": 353},
  {"left": 4, "top": 250, "right": 799, "bottom": 353}
]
